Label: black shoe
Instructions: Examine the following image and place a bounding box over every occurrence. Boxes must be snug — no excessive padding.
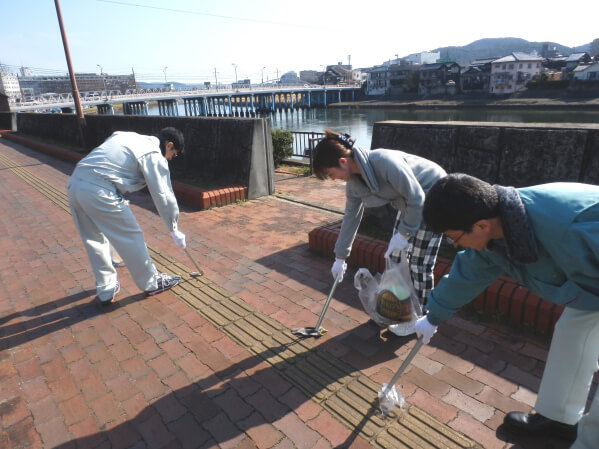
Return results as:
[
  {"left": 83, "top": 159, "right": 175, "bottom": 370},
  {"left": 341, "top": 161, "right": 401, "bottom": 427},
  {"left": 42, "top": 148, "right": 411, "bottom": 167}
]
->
[
  {"left": 145, "top": 274, "right": 181, "bottom": 296},
  {"left": 503, "top": 412, "right": 577, "bottom": 441}
]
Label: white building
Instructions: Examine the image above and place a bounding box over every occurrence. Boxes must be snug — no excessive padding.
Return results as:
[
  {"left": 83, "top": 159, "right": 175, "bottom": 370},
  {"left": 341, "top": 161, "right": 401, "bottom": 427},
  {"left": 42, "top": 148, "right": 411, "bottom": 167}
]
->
[
  {"left": 489, "top": 52, "right": 544, "bottom": 94},
  {"left": 0, "top": 70, "right": 21, "bottom": 102},
  {"left": 573, "top": 63, "right": 599, "bottom": 81},
  {"left": 280, "top": 71, "right": 300, "bottom": 85},
  {"left": 406, "top": 51, "right": 440, "bottom": 65}
]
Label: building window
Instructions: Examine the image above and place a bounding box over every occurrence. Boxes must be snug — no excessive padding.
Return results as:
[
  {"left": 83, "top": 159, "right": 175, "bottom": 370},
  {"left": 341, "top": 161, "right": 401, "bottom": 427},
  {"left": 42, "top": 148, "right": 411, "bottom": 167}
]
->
[
  {"left": 509, "top": 64, "right": 514, "bottom": 69},
  {"left": 519, "top": 64, "right": 523, "bottom": 68},
  {"left": 528, "top": 63, "right": 532, "bottom": 69}
]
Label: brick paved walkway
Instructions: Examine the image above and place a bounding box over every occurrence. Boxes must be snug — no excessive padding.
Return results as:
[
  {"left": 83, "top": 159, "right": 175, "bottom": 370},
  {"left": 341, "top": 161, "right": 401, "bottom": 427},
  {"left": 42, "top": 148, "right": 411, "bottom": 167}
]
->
[{"left": 0, "top": 136, "right": 588, "bottom": 449}]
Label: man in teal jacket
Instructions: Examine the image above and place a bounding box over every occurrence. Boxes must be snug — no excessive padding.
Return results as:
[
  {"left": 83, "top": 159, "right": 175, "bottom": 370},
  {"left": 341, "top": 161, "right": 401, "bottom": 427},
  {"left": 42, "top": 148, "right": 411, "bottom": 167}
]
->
[{"left": 416, "top": 173, "right": 599, "bottom": 447}]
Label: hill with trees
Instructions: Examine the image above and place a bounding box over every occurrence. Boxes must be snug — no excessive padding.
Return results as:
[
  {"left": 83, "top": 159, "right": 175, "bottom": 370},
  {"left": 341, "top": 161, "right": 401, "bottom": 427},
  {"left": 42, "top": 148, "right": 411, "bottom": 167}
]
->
[{"left": 424, "top": 37, "right": 593, "bottom": 64}]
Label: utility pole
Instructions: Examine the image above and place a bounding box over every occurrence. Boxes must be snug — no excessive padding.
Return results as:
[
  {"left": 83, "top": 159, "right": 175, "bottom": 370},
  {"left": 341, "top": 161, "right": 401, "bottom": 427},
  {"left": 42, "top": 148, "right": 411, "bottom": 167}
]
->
[
  {"left": 231, "top": 63, "right": 238, "bottom": 83},
  {"left": 163, "top": 66, "right": 168, "bottom": 83},
  {"left": 53, "top": 0, "right": 85, "bottom": 127},
  {"left": 132, "top": 67, "right": 137, "bottom": 90},
  {"left": 261, "top": 66, "right": 265, "bottom": 84},
  {"left": 97, "top": 64, "right": 107, "bottom": 98},
  {"left": 214, "top": 68, "right": 218, "bottom": 91}
]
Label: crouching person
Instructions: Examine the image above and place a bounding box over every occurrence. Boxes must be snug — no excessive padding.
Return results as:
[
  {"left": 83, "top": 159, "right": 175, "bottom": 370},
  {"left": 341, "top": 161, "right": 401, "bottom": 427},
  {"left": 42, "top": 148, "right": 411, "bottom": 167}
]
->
[
  {"left": 312, "top": 129, "right": 446, "bottom": 336},
  {"left": 417, "top": 173, "right": 599, "bottom": 446},
  {"left": 67, "top": 127, "right": 188, "bottom": 304}
]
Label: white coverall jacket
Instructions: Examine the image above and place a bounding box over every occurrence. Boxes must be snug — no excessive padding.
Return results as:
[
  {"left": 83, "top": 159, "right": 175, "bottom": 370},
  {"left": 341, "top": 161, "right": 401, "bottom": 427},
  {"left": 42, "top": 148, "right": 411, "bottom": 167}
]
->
[{"left": 67, "top": 131, "right": 179, "bottom": 300}]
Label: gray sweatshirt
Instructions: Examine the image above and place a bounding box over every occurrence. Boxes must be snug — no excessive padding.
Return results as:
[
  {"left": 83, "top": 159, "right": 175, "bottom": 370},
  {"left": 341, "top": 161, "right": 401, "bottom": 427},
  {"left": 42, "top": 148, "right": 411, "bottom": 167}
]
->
[
  {"left": 335, "top": 147, "right": 446, "bottom": 259},
  {"left": 73, "top": 131, "right": 179, "bottom": 232}
]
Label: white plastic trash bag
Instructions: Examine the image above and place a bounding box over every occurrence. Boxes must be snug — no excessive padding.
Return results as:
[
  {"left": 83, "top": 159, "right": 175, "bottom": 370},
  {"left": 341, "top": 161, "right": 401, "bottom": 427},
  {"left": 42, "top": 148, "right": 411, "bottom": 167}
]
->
[{"left": 354, "top": 251, "right": 421, "bottom": 327}]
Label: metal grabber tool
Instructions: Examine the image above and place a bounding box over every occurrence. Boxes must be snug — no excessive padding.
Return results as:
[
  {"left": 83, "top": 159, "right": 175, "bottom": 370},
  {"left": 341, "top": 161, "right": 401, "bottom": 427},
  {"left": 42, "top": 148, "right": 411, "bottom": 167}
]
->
[
  {"left": 378, "top": 338, "right": 424, "bottom": 416},
  {"left": 184, "top": 247, "right": 204, "bottom": 277},
  {"left": 291, "top": 274, "right": 341, "bottom": 338}
]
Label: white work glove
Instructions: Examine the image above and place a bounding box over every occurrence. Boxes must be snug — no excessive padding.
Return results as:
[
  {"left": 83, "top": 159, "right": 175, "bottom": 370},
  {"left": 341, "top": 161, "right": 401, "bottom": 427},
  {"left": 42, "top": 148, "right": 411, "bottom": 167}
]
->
[
  {"left": 414, "top": 315, "right": 438, "bottom": 344},
  {"left": 171, "top": 229, "right": 186, "bottom": 249},
  {"left": 331, "top": 258, "right": 347, "bottom": 282},
  {"left": 384, "top": 233, "right": 409, "bottom": 259}
]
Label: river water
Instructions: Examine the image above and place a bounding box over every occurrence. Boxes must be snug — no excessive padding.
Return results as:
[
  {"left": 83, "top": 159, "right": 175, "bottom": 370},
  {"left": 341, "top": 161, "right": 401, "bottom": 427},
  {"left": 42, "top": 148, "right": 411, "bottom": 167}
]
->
[{"left": 146, "top": 104, "right": 599, "bottom": 148}]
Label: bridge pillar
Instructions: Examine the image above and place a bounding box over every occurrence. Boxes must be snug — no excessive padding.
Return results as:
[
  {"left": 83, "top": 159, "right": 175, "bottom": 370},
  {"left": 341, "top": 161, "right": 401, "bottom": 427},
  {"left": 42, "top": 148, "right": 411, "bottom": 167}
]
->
[
  {"left": 307, "top": 92, "right": 311, "bottom": 108},
  {"left": 338, "top": 90, "right": 341, "bottom": 103},
  {"left": 123, "top": 101, "right": 148, "bottom": 115},
  {"left": 157, "top": 99, "right": 178, "bottom": 116},
  {"left": 228, "top": 96, "right": 233, "bottom": 116},
  {"left": 97, "top": 104, "right": 114, "bottom": 115}
]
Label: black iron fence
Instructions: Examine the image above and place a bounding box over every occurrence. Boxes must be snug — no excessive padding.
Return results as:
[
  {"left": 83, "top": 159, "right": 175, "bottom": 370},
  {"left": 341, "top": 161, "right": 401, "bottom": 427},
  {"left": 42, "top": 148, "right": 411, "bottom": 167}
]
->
[{"left": 289, "top": 130, "right": 324, "bottom": 162}]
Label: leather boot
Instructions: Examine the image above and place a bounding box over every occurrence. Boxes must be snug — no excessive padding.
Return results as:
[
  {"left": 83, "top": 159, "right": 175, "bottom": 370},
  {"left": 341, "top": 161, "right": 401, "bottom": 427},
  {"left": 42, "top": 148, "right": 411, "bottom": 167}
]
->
[{"left": 503, "top": 411, "right": 577, "bottom": 441}]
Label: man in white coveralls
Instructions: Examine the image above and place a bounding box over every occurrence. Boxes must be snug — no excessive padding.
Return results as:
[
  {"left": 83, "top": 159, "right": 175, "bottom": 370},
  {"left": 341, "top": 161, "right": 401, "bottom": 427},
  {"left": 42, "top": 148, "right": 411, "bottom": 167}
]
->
[{"left": 67, "top": 127, "right": 187, "bottom": 303}]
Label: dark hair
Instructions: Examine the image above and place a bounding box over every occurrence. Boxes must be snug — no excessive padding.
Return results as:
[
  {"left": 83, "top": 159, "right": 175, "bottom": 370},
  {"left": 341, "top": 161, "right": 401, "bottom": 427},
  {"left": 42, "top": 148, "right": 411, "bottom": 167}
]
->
[
  {"left": 158, "top": 127, "right": 185, "bottom": 156},
  {"left": 312, "top": 129, "right": 355, "bottom": 180},
  {"left": 422, "top": 173, "right": 499, "bottom": 233}
]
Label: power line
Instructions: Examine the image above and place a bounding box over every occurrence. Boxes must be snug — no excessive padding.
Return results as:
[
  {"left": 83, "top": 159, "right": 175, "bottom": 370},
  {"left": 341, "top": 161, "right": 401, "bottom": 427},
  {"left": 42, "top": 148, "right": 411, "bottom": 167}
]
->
[{"left": 96, "top": 0, "right": 317, "bottom": 29}]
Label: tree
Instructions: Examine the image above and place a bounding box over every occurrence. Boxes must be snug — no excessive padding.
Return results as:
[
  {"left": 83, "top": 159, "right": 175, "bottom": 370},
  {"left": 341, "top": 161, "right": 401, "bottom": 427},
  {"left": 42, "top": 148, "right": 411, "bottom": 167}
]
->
[{"left": 271, "top": 129, "right": 293, "bottom": 166}]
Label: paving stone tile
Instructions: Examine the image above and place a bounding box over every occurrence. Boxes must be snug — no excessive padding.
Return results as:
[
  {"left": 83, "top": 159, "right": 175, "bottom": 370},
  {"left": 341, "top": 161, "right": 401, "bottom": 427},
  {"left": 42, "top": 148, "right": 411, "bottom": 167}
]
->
[
  {"left": 167, "top": 413, "right": 211, "bottom": 449},
  {"left": 272, "top": 413, "right": 321, "bottom": 449},
  {"left": 58, "top": 394, "right": 90, "bottom": 426},
  {"left": 442, "top": 388, "right": 495, "bottom": 422},
  {"left": 0, "top": 396, "right": 30, "bottom": 427},
  {"left": 306, "top": 411, "right": 352, "bottom": 447},
  {"left": 202, "top": 412, "right": 246, "bottom": 449},
  {"left": 136, "top": 413, "right": 175, "bottom": 449}
]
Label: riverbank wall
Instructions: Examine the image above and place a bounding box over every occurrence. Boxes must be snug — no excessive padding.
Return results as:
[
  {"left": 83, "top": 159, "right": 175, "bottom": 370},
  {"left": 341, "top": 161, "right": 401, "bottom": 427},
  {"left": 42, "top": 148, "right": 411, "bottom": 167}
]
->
[
  {"left": 0, "top": 112, "right": 274, "bottom": 199},
  {"left": 371, "top": 121, "right": 599, "bottom": 186}
]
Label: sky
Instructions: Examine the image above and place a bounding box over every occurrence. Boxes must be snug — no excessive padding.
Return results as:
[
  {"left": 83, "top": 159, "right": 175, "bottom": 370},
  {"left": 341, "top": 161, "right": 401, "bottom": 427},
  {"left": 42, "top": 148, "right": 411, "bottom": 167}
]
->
[{"left": 1, "top": 0, "right": 598, "bottom": 84}]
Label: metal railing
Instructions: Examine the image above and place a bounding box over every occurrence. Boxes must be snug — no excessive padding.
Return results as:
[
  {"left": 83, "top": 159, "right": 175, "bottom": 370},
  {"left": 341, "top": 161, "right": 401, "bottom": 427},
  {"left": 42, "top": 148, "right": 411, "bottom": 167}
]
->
[{"left": 289, "top": 130, "right": 325, "bottom": 162}]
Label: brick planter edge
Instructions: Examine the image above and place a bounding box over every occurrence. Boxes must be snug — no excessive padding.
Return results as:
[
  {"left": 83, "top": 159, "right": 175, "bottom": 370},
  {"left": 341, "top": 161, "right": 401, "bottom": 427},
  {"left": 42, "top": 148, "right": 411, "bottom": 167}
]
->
[{"left": 308, "top": 223, "right": 564, "bottom": 337}]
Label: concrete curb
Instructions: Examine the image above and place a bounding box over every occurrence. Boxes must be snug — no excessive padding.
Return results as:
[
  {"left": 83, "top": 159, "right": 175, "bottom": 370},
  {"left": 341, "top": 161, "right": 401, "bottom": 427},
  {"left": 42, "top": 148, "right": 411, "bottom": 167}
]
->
[
  {"left": 308, "top": 223, "right": 563, "bottom": 337},
  {"left": 0, "top": 131, "right": 247, "bottom": 210}
]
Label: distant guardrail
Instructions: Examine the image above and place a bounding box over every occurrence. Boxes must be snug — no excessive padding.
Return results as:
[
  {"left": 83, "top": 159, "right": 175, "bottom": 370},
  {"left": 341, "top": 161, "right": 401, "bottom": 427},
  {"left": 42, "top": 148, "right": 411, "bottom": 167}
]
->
[{"left": 288, "top": 131, "right": 324, "bottom": 172}]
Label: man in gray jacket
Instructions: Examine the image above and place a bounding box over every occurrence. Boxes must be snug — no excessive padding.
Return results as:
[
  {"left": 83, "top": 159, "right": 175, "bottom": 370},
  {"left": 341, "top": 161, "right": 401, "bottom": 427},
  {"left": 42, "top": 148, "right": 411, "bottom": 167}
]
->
[
  {"left": 67, "top": 128, "right": 187, "bottom": 304},
  {"left": 312, "top": 130, "right": 447, "bottom": 335}
]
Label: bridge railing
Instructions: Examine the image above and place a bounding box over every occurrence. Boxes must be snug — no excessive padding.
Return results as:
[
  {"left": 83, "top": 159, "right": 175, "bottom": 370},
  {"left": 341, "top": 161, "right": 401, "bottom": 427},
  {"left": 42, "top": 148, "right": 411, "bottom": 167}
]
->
[{"left": 288, "top": 131, "right": 324, "bottom": 172}]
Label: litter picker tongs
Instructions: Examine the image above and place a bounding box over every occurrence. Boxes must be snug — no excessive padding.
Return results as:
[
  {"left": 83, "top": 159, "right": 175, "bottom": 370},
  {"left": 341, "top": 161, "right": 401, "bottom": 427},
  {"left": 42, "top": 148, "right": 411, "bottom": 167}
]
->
[
  {"left": 378, "top": 338, "right": 424, "bottom": 416},
  {"left": 291, "top": 274, "right": 341, "bottom": 338}
]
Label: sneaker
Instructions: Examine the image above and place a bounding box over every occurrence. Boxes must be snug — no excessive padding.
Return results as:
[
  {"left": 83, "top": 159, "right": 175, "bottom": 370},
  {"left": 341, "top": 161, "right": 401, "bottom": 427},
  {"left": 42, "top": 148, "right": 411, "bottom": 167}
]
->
[
  {"left": 112, "top": 260, "right": 125, "bottom": 268},
  {"left": 145, "top": 273, "right": 181, "bottom": 296},
  {"left": 99, "top": 282, "right": 120, "bottom": 305},
  {"left": 387, "top": 321, "right": 416, "bottom": 337}
]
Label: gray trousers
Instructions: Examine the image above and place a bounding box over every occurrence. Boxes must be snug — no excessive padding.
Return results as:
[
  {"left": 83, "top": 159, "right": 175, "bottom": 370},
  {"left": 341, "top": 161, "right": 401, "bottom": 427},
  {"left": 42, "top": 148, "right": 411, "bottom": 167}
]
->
[
  {"left": 67, "top": 175, "right": 159, "bottom": 300},
  {"left": 536, "top": 307, "right": 599, "bottom": 449}
]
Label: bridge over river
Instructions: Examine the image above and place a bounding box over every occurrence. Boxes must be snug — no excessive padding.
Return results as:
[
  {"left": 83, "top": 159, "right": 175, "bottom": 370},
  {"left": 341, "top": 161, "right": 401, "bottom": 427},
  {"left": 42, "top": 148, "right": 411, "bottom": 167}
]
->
[{"left": 11, "top": 85, "right": 360, "bottom": 117}]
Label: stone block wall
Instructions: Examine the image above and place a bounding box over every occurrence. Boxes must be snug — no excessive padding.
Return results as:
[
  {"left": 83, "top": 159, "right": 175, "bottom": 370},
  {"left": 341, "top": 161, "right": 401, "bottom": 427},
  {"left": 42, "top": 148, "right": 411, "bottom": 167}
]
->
[
  {"left": 371, "top": 121, "right": 599, "bottom": 186},
  {"left": 15, "top": 113, "right": 274, "bottom": 199},
  {"left": 0, "top": 112, "right": 15, "bottom": 130}
]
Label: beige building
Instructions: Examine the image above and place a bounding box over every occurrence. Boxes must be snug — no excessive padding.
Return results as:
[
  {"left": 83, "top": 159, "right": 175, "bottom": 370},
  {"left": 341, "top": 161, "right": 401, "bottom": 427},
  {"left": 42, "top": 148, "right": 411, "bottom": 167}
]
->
[
  {"left": 490, "top": 52, "right": 543, "bottom": 94},
  {"left": 0, "top": 70, "right": 21, "bottom": 102}
]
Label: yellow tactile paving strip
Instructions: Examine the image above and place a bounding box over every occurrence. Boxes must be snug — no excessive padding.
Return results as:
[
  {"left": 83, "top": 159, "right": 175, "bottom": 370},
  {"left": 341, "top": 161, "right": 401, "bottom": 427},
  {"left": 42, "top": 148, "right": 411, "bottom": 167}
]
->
[{"left": 0, "top": 151, "right": 482, "bottom": 449}]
